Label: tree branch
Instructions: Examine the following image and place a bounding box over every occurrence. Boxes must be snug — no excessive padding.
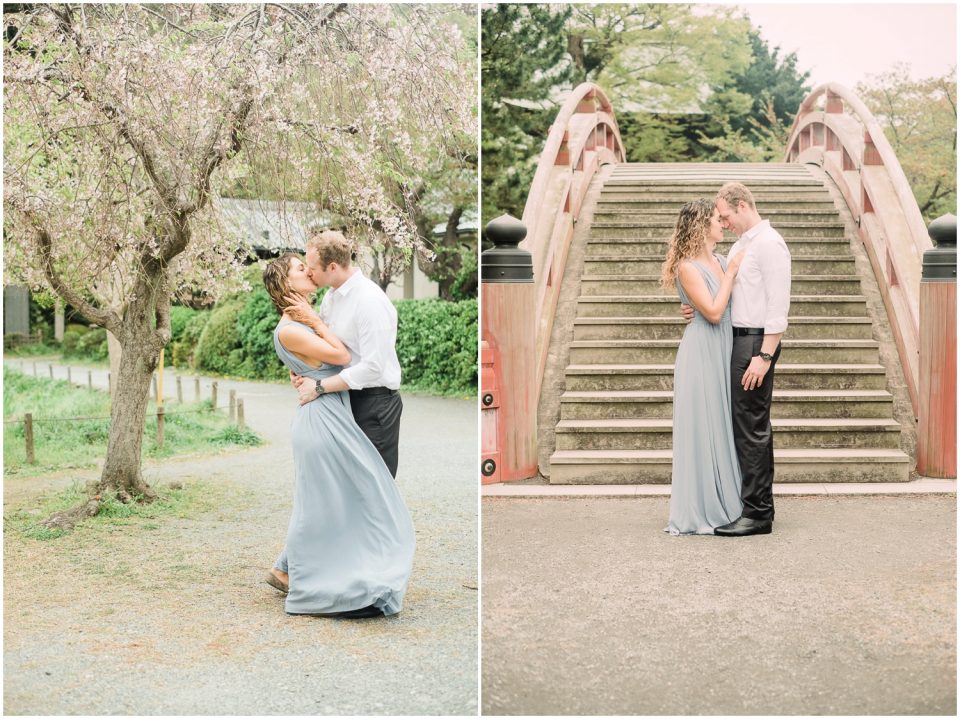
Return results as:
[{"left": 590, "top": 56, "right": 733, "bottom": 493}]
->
[{"left": 31, "top": 217, "right": 120, "bottom": 332}]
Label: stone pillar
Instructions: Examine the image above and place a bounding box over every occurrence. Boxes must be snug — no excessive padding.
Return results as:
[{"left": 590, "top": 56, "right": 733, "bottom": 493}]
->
[
  {"left": 917, "top": 214, "right": 956, "bottom": 478},
  {"left": 481, "top": 215, "right": 537, "bottom": 482}
]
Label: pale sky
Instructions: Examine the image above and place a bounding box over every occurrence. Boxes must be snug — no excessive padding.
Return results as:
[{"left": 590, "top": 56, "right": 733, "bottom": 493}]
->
[{"left": 737, "top": 2, "right": 957, "bottom": 90}]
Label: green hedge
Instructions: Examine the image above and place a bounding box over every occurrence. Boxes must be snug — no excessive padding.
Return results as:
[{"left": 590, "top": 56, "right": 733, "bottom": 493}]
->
[
  {"left": 52, "top": 290, "right": 478, "bottom": 396},
  {"left": 395, "top": 299, "right": 477, "bottom": 394}
]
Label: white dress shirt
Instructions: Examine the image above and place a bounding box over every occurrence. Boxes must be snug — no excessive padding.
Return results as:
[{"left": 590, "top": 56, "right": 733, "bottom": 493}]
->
[
  {"left": 728, "top": 219, "right": 791, "bottom": 334},
  {"left": 318, "top": 268, "right": 402, "bottom": 390}
]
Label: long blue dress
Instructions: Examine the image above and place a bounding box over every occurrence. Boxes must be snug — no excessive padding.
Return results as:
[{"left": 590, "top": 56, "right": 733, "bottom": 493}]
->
[
  {"left": 665, "top": 257, "right": 743, "bottom": 535},
  {"left": 272, "top": 319, "right": 415, "bottom": 615}
]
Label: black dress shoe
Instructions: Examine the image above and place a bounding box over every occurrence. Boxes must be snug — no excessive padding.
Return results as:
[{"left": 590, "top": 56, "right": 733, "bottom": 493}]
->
[
  {"left": 714, "top": 516, "right": 772, "bottom": 537},
  {"left": 337, "top": 605, "right": 385, "bottom": 619}
]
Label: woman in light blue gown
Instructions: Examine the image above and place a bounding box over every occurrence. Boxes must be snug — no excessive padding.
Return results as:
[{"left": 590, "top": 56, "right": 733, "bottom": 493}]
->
[
  {"left": 660, "top": 200, "right": 744, "bottom": 535},
  {"left": 261, "top": 253, "right": 415, "bottom": 616}
]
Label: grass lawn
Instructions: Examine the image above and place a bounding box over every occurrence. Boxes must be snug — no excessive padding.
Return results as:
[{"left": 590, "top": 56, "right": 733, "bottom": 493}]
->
[{"left": 4, "top": 367, "right": 261, "bottom": 476}]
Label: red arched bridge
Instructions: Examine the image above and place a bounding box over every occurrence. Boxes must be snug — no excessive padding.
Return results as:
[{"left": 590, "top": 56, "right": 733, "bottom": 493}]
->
[{"left": 481, "top": 82, "right": 956, "bottom": 486}]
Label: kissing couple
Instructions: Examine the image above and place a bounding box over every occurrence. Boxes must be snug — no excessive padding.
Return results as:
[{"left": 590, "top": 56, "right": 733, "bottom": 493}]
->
[
  {"left": 260, "top": 229, "right": 415, "bottom": 617},
  {"left": 662, "top": 182, "right": 792, "bottom": 537}
]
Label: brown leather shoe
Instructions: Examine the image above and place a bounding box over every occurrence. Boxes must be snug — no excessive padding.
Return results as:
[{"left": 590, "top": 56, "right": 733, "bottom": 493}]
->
[{"left": 265, "top": 572, "right": 289, "bottom": 593}]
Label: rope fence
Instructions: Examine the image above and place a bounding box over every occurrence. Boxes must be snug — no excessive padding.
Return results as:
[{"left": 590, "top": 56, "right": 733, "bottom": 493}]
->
[{"left": 4, "top": 361, "right": 248, "bottom": 462}]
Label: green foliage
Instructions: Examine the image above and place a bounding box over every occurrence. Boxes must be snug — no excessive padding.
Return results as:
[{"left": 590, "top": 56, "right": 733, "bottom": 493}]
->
[
  {"left": 172, "top": 311, "right": 211, "bottom": 368},
  {"left": 195, "top": 299, "right": 247, "bottom": 375},
  {"left": 857, "top": 65, "right": 957, "bottom": 223},
  {"left": 3, "top": 368, "right": 262, "bottom": 475},
  {"left": 481, "top": 5, "right": 814, "bottom": 208},
  {"left": 234, "top": 287, "right": 288, "bottom": 381},
  {"left": 164, "top": 305, "right": 201, "bottom": 365},
  {"left": 481, "top": 4, "right": 575, "bottom": 224},
  {"left": 395, "top": 298, "right": 477, "bottom": 395}
]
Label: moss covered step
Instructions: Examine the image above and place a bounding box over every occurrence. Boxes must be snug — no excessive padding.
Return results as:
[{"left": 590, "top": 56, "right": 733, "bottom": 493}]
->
[
  {"left": 585, "top": 236, "right": 850, "bottom": 257},
  {"left": 558, "top": 389, "right": 895, "bottom": 420},
  {"left": 562, "top": 363, "right": 890, "bottom": 392},
  {"left": 577, "top": 295, "right": 867, "bottom": 318},
  {"left": 590, "top": 222, "right": 846, "bottom": 240},
  {"left": 572, "top": 316, "right": 874, "bottom": 341},
  {"left": 579, "top": 275, "right": 862, "bottom": 296},
  {"left": 583, "top": 255, "right": 858, "bottom": 276},
  {"left": 554, "top": 417, "right": 904, "bottom": 451},
  {"left": 547, "top": 448, "right": 911, "bottom": 484},
  {"left": 568, "top": 339, "right": 880, "bottom": 364}
]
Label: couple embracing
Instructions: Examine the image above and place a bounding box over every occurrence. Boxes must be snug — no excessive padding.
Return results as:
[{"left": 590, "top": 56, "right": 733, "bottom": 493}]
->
[
  {"left": 260, "top": 230, "right": 415, "bottom": 618},
  {"left": 662, "top": 182, "right": 792, "bottom": 537}
]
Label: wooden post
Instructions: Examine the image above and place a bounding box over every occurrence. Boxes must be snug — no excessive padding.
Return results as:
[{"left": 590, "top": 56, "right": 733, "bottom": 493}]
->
[
  {"left": 32, "top": 362, "right": 36, "bottom": 376},
  {"left": 152, "top": 374, "right": 158, "bottom": 402},
  {"left": 24, "top": 413, "right": 35, "bottom": 464},
  {"left": 194, "top": 377, "right": 200, "bottom": 401},
  {"left": 176, "top": 376, "right": 183, "bottom": 403},
  {"left": 88, "top": 370, "right": 92, "bottom": 390},
  {"left": 67, "top": 367, "right": 71, "bottom": 384},
  {"left": 211, "top": 381, "right": 218, "bottom": 410},
  {"left": 48, "top": 364, "right": 53, "bottom": 378},
  {"left": 229, "top": 390, "right": 236, "bottom": 421},
  {"left": 237, "top": 399, "right": 245, "bottom": 430},
  {"left": 157, "top": 350, "right": 164, "bottom": 408},
  {"left": 157, "top": 406, "right": 165, "bottom": 449}
]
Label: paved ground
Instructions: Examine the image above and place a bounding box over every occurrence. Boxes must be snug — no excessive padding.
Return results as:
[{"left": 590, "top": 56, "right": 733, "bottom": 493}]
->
[
  {"left": 482, "top": 495, "right": 956, "bottom": 716},
  {"left": 4, "top": 359, "right": 478, "bottom": 715}
]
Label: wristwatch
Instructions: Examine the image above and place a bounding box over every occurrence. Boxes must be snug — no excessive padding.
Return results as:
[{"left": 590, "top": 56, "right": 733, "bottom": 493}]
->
[
  {"left": 758, "top": 351, "right": 773, "bottom": 362},
  {"left": 314, "top": 381, "right": 327, "bottom": 398}
]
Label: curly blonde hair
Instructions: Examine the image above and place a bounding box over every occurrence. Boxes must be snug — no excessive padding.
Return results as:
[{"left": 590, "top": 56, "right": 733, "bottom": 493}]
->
[
  {"left": 660, "top": 199, "right": 715, "bottom": 289},
  {"left": 262, "top": 252, "right": 301, "bottom": 315}
]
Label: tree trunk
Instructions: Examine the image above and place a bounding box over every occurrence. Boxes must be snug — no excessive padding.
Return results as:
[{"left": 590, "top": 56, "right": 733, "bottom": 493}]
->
[
  {"left": 97, "top": 323, "right": 159, "bottom": 501},
  {"left": 107, "top": 329, "right": 122, "bottom": 398}
]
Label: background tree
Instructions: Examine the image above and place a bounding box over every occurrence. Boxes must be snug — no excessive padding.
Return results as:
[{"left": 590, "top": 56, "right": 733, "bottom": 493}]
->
[
  {"left": 481, "top": 4, "right": 811, "bottom": 219},
  {"left": 856, "top": 65, "right": 957, "bottom": 223},
  {"left": 481, "top": 3, "right": 574, "bottom": 225},
  {"left": 3, "top": 3, "right": 474, "bottom": 522}
]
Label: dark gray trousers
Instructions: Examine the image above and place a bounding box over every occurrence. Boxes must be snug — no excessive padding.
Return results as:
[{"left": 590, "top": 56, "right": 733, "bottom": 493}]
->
[
  {"left": 349, "top": 388, "right": 402, "bottom": 478},
  {"left": 731, "top": 335, "right": 781, "bottom": 521}
]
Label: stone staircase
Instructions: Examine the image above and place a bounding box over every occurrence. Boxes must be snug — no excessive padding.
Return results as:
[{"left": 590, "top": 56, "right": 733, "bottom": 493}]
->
[{"left": 548, "top": 163, "right": 913, "bottom": 484}]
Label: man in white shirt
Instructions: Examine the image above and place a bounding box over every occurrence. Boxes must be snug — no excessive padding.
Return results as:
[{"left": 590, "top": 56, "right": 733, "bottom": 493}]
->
[
  {"left": 286, "top": 230, "right": 404, "bottom": 477},
  {"left": 682, "top": 182, "right": 791, "bottom": 536}
]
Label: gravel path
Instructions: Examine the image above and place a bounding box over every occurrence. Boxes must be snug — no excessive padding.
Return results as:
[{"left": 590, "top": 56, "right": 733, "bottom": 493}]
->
[
  {"left": 483, "top": 495, "right": 956, "bottom": 716},
  {"left": 4, "top": 359, "right": 478, "bottom": 715}
]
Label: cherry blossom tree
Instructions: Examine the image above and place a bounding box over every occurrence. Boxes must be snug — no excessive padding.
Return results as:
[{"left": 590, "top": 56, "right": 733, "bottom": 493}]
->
[{"left": 3, "top": 3, "right": 475, "bottom": 520}]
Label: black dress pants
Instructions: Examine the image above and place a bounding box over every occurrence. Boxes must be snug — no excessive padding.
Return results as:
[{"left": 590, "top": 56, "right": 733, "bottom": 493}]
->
[
  {"left": 349, "top": 387, "right": 402, "bottom": 478},
  {"left": 731, "top": 336, "right": 781, "bottom": 521}
]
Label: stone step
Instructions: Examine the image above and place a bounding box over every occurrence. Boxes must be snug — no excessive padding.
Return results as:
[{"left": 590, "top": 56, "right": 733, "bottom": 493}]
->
[
  {"left": 579, "top": 274, "right": 862, "bottom": 296},
  {"left": 585, "top": 236, "right": 850, "bottom": 257},
  {"left": 594, "top": 208, "right": 843, "bottom": 224},
  {"left": 559, "top": 389, "right": 895, "bottom": 420},
  {"left": 597, "top": 197, "right": 838, "bottom": 209},
  {"left": 568, "top": 339, "right": 880, "bottom": 364},
  {"left": 583, "top": 255, "right": 857, "bottom": 276},
  {"left": 554, "top": 417, "right": 903, "bottom": 451},
  {"left": 572, "top": 316, "right": 874, "bottom": 341},
  {"left": 548, "top": 448, "right": 912, "bottom": 484},
  {"left": 590, "top": 222, "right": 846, "bottom": 239},
  {"left": 563, "top": 363, "right": 890, "bottom": 392},
  {"left": 577, "top": 295, "right": 867, "bottom": 318}
]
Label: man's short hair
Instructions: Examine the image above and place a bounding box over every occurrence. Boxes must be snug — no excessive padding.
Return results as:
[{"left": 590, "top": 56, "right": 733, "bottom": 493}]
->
[
  {"left": 306, "top": 229, "right": 353, "bottom": 268},
  {"left": 716, "top": 182, "right": 756, "bottom": 211}
]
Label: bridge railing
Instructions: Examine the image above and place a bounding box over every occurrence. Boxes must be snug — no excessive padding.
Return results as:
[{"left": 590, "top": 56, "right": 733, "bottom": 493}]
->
[
  {"left": 785, "top": 83, "right": 930, "bottom": 418},
  {"left": 520, "top": 82, "right": 626, "bottom": 394}
]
